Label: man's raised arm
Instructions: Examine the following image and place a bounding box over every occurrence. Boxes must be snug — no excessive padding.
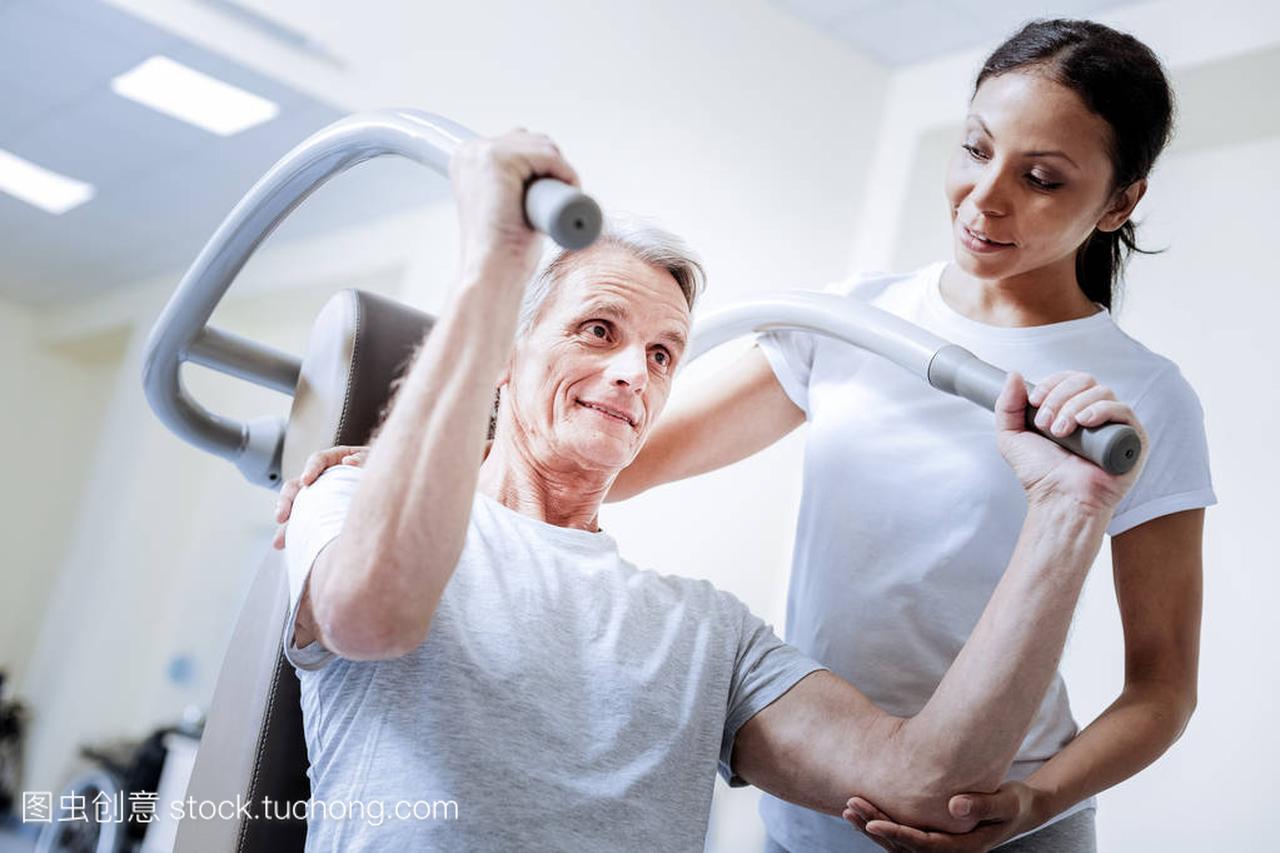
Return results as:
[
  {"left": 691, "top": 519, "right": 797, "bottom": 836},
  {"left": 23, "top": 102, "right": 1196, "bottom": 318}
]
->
[
  {"left": 295, "top": 132, "right": 580, "bottom": 662},
  {"left": 731, "top": 370, "right": 1148, "bottom": 832}
]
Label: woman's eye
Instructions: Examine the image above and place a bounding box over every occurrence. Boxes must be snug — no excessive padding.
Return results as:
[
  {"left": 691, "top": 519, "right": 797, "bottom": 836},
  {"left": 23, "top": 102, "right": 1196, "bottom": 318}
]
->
[
  {"left": 1028, "top": 173, "right": 1063, "bottom": 190},
  {"left": 962, "top": 143, "right": 987, "bottom": 160}
]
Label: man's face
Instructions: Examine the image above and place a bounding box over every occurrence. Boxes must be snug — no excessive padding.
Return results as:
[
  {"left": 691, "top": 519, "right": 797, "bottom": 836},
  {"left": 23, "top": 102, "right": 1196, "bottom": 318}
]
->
[{"left": 502, "top": 244, "right": 691, "bottom": 475}]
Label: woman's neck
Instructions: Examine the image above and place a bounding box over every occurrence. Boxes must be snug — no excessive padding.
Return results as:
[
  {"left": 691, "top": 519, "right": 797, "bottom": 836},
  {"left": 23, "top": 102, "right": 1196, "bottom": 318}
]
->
[{"left": 941, "top": 255, "right": 1102, "bottom": 327}]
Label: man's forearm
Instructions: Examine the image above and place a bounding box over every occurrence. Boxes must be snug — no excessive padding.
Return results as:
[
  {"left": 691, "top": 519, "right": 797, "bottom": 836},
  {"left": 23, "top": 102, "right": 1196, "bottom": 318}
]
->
[
  {"left": 895, "top": 498, "right": 1109, "bottom": 793},
  {"left": 312, "top": 269, "right": 523, "bottom": 656}
]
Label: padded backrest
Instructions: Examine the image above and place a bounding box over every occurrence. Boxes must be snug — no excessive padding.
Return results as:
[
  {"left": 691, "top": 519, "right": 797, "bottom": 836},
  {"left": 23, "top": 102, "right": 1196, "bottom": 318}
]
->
[{"left": 175, "top": 290, "right": 432, "bottom": 853}]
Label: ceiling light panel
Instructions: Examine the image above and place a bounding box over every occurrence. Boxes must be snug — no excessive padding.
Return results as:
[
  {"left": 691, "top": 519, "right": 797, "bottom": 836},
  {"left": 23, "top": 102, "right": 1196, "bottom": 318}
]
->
[
  {"left": 111, "top": 55, "right": 279, "bottom": 136},
  {"left": 0, "top": 149, "right": 95, "bottom": 215}
]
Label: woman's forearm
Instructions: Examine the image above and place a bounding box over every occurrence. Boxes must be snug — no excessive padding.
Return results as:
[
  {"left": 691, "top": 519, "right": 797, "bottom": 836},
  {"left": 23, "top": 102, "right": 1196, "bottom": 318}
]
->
[
  {"left": 1024, "top": 680, "right": 1196, "bottom": 823},
  {"left": 608, "top": 345, "right": 803, "bottom": 501}
]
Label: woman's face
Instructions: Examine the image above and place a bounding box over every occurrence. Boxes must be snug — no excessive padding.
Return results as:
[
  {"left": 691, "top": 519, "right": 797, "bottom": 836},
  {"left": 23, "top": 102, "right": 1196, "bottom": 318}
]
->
[{"left": 944, "top": 70, "right": 1138, "bottom": 282}]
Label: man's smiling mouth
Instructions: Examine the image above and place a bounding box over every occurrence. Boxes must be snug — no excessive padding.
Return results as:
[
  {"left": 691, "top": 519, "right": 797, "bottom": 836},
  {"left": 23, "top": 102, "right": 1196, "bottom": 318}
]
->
[{"left": 576, "top": 398, "right": 637, "bottom": 427}]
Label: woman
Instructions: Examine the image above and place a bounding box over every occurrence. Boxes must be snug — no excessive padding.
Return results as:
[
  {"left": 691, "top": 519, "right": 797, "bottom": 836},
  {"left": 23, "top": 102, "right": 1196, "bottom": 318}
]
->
[
  {"left": 624, "top": 20, "right": 1210, "bottom": 852},
  {"left": 276, "top": 18, "right": 1214, "bottom": 852}
]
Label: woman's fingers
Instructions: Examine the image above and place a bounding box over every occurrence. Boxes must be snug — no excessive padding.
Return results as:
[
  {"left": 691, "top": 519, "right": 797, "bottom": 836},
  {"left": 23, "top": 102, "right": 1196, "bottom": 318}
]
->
[
  {"left": 848, "top": 797, "right": 893, "bottom": 822},
  {"left": 842, "top": 806, "right": 898, "bottom": 851},
  {"left": 865, "top": 819, "right": 944, "bottom": 848},
  {"left": 274, "top": 477, "right": 303, "bottom": 523},
  {"left": 302, "top": 446, "right": 361, "bottom": 485}
]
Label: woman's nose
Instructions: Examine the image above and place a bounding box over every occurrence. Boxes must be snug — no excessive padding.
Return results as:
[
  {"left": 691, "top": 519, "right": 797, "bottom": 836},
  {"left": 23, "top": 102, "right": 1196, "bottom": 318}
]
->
[{"left": 969, "top": 168, "right": 1010, "bottom": 217}]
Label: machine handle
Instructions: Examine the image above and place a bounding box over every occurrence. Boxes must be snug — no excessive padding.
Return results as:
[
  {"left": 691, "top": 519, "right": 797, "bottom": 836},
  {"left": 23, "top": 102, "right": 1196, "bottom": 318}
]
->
[
  {"left": 142, "top": 109, "right": 601, "bottom": 488},
  {"left": 927, "top": 344, "right": 1142, "bottom": 475},
  {"left": 689, "top": 294, "right": 1143, "bottom": 477},
  {"left": 525, "top": 177, "right": 601, "bottom": 250}
]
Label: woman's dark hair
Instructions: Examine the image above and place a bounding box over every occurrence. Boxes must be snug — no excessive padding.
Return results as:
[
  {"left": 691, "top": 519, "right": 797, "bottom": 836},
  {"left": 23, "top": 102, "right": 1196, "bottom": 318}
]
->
[{"left": 975, "top": 19, "right": 1175, "bottom": 310}]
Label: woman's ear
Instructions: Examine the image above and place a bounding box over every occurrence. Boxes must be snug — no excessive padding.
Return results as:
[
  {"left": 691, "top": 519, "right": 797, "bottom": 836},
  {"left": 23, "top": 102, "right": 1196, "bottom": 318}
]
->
[{"left": 1098, "top": 178, "right": 1148, "bottom": 233}]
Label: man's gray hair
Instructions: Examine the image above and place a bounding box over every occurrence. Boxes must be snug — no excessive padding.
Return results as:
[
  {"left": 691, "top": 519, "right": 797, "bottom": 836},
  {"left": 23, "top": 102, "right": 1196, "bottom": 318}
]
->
[{"left": 516, "top": 215, "right": 706, "bottom": 335}]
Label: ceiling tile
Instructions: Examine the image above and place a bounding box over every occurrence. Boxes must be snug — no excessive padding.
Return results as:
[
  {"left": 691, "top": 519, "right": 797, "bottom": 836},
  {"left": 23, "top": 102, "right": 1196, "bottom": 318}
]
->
[
  {"left": 831, "top": 0, "right": 986, "bottom": 66},
  {"left": 0, "top": 2, "right": 159, "bottom": 138}
]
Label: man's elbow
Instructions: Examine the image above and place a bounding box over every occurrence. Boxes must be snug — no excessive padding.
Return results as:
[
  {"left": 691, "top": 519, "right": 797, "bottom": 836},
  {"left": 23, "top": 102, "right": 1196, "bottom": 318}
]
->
[
  {"left": 878, "top": 716, "right": 1008, "bottom": 803},
  {"left": 320, "top": 604, "right": 425, "bottom": 661},
  {"left": 844, "top": 716, "right": 987, "bottom": 833},
  {"left": 309, "top": 559, "right": 431, "bottom": 661}
]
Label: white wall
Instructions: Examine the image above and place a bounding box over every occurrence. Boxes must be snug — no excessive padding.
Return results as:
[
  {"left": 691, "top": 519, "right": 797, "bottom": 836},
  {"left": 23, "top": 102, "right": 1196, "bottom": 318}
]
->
[
  {"left": 0, "top": 302, "right": 125, "bottom": 690},
  {"left": 11, "top": 3, "right": 887, "bottom": 850}
]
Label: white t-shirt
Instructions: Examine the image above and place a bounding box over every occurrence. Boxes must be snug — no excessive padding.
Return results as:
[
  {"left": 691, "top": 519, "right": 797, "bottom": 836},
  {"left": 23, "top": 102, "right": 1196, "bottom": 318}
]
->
[
  {"left": 281, "top": 465, "right": 825, "bottom": 852},
  {"left": 756, "top": 260, "right": 1216, "bottom": 851}
]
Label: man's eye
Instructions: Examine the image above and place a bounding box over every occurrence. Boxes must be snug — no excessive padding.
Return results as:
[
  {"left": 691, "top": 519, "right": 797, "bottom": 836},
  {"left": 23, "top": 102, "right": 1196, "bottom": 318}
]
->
[
  {"left": 586, "top": 323, "right": 608, "bottom": 338},
  {"left": 652, "top": 349, "right": 670, "bottom": 368}
]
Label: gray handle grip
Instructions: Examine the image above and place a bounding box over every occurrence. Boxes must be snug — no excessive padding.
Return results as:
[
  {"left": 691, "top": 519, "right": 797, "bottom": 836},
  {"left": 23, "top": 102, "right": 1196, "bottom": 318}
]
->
[
  {"left": 927, "top": 345, "right": 1142, "bottom": 475},
  {"left": 525, "top": 178, "right": 602, "bottom": 250}
]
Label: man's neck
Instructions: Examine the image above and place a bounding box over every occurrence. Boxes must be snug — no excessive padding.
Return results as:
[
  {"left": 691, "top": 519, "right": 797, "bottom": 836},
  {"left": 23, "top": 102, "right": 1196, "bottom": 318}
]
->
[{"left": 476, "top": 437, "right": 613, "bottom": 532}]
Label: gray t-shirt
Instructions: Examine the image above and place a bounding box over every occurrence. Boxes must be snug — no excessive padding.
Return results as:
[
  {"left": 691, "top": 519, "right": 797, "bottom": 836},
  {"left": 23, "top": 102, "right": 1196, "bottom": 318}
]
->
[{"left": 282, "top": 465, "right": 824, "bottom": 852}]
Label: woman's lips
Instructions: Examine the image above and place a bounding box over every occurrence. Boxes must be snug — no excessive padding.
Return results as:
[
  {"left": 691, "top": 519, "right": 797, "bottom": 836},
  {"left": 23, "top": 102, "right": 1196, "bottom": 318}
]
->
[{"left": 960, "top": 224, "right": 1014, "bottom": 254}]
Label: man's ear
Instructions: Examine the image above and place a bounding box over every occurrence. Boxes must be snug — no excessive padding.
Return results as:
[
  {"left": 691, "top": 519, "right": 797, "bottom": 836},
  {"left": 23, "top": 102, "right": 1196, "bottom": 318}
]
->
[
  {"left": 496, "top": 348, "right": 515, "bottom": 388},
  {"left": 1097, "top": 178, "right": 1147, "bottom": 233}
]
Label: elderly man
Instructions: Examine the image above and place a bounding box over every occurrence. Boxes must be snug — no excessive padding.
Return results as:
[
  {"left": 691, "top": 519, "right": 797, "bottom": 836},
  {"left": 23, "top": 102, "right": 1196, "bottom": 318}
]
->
[{"left": 277, "top": 131, "right": 1144, "bottom": 851}]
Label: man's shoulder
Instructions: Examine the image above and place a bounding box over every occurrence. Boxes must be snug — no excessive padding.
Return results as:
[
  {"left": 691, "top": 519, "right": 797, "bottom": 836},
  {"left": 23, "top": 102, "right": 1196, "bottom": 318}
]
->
[{"left": 617, "top": 560, "right": 751, "bottom": 622}]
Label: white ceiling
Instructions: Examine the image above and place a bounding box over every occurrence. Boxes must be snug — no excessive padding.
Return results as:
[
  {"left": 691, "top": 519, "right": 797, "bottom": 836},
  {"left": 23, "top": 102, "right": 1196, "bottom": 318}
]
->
[
  {"left": 772, "top": 0, "right": 1139, "bottom": 66},
  {"left": 0, "top": 0, "right": 446, "bottom": 307}
]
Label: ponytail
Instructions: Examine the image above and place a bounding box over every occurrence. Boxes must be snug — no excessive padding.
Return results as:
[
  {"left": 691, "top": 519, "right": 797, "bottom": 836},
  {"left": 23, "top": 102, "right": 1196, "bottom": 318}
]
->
[{"left": 1075, "top": 219, "right": 1159, "bottom": 311}]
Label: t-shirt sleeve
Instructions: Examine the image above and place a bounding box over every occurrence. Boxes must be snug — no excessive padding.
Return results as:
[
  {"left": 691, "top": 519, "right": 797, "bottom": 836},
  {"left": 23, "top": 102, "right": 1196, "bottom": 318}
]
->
[
  {"left": 755, "top": 328, "right": 818, "bottom": 417},
  {"left": 718, "top": 599, "right": 827, "bottom": 787},
  {"left": 754, "top": 274, "right": 883, "bottom": 417},
  {"left": 280, "top": 464, "right": 363, "bottom": 671},
  {"left": 1107, "top": 366, "right": 1217, "bottom": 536}
]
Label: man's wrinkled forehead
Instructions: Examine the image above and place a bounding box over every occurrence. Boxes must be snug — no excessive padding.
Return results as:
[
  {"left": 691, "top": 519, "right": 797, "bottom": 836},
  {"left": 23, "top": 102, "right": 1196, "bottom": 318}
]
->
[
  {"left": 572, "top": 293, "right": 689, "bottom": 355},
  {"left": 545, "top": 252, "right": 690, "bottom": 351}
]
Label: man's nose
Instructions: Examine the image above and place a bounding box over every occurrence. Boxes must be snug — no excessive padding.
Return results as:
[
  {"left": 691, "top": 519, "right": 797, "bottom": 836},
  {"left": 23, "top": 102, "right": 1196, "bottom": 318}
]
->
[{"left": 604, "top": 345, "right": 648, "bottom": 392}]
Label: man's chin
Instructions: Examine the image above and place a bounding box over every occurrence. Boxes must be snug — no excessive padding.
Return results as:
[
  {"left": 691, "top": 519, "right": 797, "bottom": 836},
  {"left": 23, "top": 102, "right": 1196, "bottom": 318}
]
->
[{"left": 560, "top": 436, "right": 634, "bottom": 474}]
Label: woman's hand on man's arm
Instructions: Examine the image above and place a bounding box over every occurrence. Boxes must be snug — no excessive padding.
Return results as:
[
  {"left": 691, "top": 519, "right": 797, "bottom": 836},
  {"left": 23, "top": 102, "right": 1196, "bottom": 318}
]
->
[{"left": 273, "top": 446, "right": 370, "bottom": 550}]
